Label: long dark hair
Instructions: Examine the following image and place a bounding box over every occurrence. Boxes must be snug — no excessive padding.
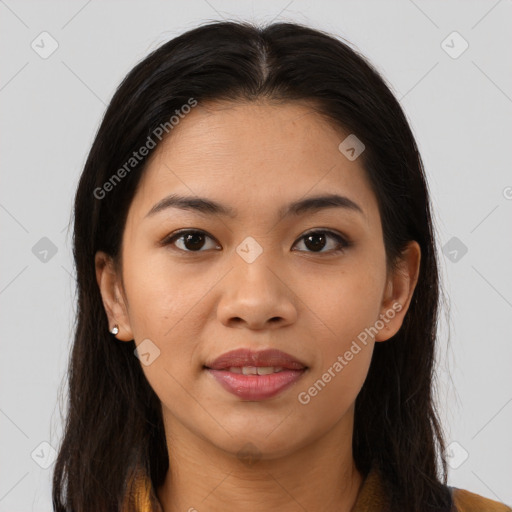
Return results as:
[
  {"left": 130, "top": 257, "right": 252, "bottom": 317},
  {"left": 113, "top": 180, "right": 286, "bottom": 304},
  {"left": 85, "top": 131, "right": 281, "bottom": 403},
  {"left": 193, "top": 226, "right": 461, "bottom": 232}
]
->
[{"left": 53, "top": 20, "right": 450, "bottom": 511}]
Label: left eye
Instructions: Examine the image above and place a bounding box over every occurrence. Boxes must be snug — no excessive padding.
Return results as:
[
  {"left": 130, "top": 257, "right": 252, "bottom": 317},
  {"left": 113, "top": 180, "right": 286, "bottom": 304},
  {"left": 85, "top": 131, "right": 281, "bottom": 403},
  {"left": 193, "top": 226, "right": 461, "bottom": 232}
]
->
[{"left": 292, "top": 230, "right": 350, "bottom": 254}]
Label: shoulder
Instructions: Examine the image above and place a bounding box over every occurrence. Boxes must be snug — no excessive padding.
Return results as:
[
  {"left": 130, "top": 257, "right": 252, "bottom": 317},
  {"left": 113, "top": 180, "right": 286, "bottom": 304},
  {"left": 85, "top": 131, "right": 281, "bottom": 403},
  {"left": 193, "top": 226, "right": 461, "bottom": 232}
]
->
[{"left": 452, "top": 487, "right": 512, "bottom": 512}]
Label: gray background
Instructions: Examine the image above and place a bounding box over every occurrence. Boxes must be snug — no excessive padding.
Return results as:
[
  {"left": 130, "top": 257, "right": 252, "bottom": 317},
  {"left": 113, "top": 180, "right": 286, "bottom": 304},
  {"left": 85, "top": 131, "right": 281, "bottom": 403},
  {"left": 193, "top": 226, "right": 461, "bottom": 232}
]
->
[{"left": 1, "top": 0, "right": 511, "bottom": 510}]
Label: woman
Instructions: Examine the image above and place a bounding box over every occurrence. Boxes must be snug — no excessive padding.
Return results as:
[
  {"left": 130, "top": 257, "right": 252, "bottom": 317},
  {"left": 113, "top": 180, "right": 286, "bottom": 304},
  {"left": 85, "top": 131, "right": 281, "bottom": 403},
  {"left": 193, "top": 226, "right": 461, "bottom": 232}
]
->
[{"left": 52, "top": 20, "right": 511, "bottom": 512}]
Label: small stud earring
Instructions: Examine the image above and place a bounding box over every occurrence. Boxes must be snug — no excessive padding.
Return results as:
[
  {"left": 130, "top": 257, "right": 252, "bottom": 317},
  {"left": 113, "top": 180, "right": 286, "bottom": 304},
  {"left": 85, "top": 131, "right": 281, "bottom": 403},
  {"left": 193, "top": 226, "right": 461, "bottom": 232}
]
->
[{"left": 111, "top": 325, "right": 119, "bottom": 335}]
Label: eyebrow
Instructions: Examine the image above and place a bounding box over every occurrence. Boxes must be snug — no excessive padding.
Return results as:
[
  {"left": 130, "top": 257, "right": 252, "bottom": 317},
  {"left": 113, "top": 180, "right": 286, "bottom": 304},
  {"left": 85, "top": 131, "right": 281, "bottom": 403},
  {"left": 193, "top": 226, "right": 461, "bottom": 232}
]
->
[{"left": 145, "top": 193, "right": 364, "bottom": 219}]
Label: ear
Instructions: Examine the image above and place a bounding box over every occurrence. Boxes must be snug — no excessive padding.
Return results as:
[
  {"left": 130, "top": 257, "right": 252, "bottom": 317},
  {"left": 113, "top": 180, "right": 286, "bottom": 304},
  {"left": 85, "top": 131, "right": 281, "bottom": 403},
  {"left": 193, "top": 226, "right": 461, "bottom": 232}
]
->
[
  {"left": 95, "top": 251, "right": 134, "bottom": 342},
  {"left": 375, "top": 240, "right": 421, "bottom": 342}
]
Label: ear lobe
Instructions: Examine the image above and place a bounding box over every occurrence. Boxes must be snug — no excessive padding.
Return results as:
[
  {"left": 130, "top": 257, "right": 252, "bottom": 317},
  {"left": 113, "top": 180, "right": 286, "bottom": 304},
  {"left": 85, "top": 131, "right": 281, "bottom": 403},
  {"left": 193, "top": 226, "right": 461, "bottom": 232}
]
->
[
  {"left": 94, "top": 251, "right": 134, "bottom": 342},
  {"left": 375, "top": 240, "right": 421, "bottom": 342}
]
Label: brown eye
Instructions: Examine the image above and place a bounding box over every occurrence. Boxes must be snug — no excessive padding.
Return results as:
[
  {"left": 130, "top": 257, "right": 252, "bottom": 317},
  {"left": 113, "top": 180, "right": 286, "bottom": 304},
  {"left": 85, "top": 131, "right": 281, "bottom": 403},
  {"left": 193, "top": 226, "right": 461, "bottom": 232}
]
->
[
  {"left": 162, "top": 230, "right": 220, "bottom": 252},
  {"left": 293, "top": 230, "right": 350, "bottom": 253}
]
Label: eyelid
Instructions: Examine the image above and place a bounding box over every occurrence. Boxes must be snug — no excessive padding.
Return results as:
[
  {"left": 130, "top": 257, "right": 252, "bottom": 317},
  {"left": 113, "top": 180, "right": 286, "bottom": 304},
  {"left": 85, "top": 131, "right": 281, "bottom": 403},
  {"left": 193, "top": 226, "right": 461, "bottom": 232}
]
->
[
  {"left": 159, "top": 229, "right": 220, "bottom": 249},
  {"left": 293, "top": 228, "right": 351, "bottom": 253}
]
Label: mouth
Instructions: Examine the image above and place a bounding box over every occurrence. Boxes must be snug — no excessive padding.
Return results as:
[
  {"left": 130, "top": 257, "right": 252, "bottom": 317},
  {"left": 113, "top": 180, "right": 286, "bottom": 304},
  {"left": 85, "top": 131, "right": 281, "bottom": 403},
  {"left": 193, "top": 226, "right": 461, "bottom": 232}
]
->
[
  {"left": 217, "top": 366, "right": 289, "bottom": 375},
  {"left": 204, "top": 348, "right": 308, "bottom": 400}
]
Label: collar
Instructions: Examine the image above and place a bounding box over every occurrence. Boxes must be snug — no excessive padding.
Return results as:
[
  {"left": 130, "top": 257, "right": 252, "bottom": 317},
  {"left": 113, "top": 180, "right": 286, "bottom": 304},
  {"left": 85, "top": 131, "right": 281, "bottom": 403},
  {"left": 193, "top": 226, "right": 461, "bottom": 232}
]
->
[
  {"left": 350, "top": 466, "right": 392, "bottom": 512},
  {"left": 122, "top": 462, "right": 512, "bottom": 512},
  {"left": 122, "top": 465, "right": 391, "bottom": 512}
]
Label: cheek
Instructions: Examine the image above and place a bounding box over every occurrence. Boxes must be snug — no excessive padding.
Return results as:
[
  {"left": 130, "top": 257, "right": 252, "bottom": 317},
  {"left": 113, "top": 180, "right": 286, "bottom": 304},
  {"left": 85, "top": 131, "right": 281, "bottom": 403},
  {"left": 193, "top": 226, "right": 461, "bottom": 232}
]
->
[
  {"left": 296, "top": 255, "right": 385, "bottom": 404},
  {"left": 121, "top": 251, "right": 212, "bottom": 391},
  {"left": 122, "top": 250, "right": 209, "bottom": 340},
  {"left": 295, "top": 343, "right": 373, "bottom": 432},
  {"left": 304, "top": 257, "right": 386, "bottom": 346}
]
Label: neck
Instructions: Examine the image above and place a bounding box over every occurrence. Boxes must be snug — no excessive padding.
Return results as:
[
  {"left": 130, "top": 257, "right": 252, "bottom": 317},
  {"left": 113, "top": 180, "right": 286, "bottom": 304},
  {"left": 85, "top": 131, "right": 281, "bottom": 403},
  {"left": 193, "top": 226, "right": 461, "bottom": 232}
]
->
[{"left": 156, "top": 410, "right": 363, "bottom": 512}]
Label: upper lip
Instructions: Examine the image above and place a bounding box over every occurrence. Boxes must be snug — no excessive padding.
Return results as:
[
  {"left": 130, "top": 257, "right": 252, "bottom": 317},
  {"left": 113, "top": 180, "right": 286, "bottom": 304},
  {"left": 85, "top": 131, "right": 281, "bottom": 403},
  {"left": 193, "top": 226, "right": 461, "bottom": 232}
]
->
[{"left": 205, "top": 348, "right": 307, "bottom": 370}]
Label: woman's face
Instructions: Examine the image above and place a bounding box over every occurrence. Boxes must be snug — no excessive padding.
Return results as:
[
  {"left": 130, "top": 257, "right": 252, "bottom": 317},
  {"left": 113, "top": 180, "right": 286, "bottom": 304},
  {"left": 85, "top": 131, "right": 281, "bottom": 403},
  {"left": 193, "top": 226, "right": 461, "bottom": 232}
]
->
[{"left": 96, "top": 100, "right": 420, "bottom": 460}]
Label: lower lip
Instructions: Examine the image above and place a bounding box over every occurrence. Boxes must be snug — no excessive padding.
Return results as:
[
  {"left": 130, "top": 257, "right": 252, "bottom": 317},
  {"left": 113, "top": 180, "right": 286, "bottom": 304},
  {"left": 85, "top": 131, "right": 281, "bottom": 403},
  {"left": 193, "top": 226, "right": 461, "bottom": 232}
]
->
[{"left": 206, "top": 368, "right": 306, "bottom": 400}]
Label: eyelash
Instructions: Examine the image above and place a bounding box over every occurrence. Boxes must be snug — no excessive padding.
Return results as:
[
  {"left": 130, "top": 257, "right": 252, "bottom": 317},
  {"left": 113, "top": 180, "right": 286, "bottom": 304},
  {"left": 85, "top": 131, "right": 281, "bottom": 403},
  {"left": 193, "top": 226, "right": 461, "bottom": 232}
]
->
[{"left": 160, "top": 229, "right": 351, "bottom": 255}]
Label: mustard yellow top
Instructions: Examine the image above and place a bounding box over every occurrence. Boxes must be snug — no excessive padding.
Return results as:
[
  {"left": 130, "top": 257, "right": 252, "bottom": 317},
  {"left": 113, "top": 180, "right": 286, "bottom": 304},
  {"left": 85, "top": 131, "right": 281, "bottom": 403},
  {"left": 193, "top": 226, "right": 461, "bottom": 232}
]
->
[{"left": 121, "top": 465, "right": 512, "bottom": 512}]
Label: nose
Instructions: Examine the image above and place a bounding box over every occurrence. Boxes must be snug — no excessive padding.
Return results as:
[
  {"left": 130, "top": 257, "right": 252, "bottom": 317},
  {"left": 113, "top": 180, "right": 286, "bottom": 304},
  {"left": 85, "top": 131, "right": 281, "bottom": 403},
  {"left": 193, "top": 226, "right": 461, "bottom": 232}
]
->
[{"left": 216, "top": 257, "right": 298, "bottom": 330}]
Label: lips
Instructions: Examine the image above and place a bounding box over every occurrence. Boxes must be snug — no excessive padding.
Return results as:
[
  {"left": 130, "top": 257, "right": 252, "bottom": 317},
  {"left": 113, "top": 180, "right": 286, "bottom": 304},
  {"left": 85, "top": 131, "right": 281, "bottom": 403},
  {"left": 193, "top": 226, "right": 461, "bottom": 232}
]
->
[
  {"left": 204, "top": 348, "right": 307, "bottom": 371},
  {"left": 204, "top": 348, "right": 308, "bottom": 400}
]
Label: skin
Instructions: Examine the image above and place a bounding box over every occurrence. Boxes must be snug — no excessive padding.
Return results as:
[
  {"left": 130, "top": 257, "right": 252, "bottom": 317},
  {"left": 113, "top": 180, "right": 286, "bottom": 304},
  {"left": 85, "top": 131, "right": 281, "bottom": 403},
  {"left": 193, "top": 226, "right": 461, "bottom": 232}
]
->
[{"left": 95, "top": 100, "right": 421, "bottom": 512}]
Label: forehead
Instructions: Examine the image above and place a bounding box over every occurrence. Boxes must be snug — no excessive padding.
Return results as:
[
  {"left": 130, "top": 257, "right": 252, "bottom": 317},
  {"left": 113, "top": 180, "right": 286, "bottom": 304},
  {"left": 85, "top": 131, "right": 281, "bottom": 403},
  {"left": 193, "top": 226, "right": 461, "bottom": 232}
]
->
[
  {"left": 148, "top": 100, "right": 348, "bottom": 170},
  {"left": 128, "top": 100, "right": 377, "bottom": 225}
]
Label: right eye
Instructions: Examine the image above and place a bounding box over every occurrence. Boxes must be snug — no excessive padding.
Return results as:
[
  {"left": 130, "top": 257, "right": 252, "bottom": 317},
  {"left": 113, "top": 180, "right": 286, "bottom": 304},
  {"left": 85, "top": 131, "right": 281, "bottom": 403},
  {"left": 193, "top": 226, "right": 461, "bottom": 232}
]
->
[{"left": 160, "top": 229, "right": 221, "bottom": 252}]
